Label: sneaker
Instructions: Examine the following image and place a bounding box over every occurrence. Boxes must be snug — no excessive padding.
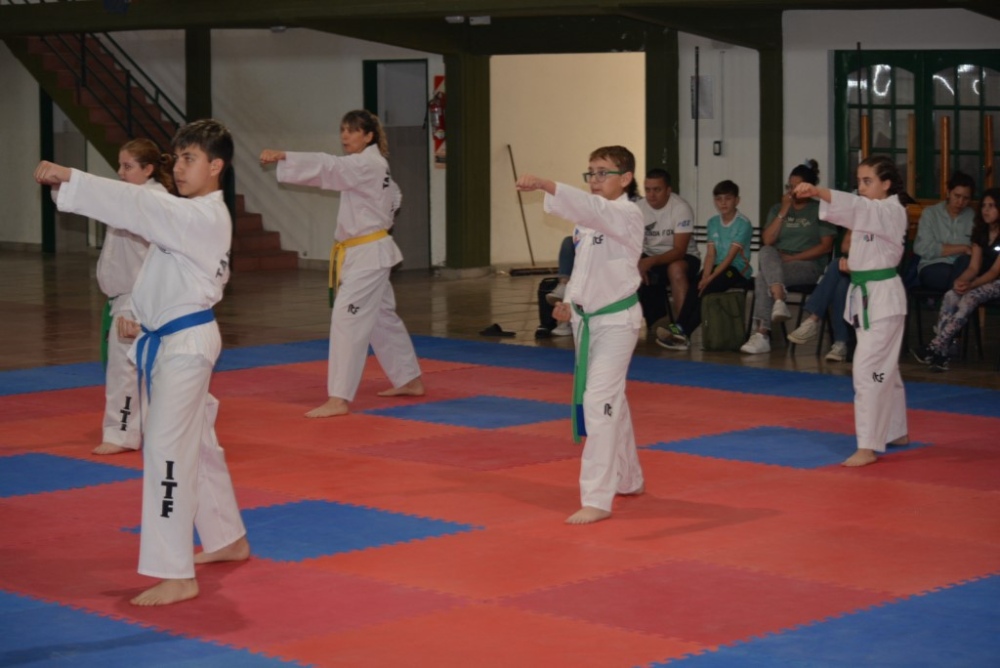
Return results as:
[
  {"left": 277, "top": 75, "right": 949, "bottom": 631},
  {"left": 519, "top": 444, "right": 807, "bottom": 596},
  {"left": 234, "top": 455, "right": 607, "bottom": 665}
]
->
[
  {"left": 929, "top": 354, "right": 949, "bottom": 372},
  {"left": 551, "top": 322, "right": 573, "bottom": 337},
  {"left": 787, "top": 318, "right": 819, "bottom": 344},
  {"left": 740, "top": 332, "right": 771, "bottom": 354},
  {"left": 545, "top": 282, "right": 567, "bottom": 306},
  {"left": 771, "top": 299, "right": 791, "bottom": 324},
  {"left": 910, "top": 345, "right": 934, "bottom": 365},
  {"left": 825, "top": 341, "right": 848, "bottom": 362},
  {"left": 655, "top": 323, "right": 690, "bottom": 351}
]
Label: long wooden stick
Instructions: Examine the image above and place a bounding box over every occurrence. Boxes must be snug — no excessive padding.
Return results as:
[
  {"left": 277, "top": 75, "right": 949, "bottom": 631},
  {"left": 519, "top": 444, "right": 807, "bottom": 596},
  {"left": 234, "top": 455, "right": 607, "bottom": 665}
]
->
[
  {"left": 507, "top": 144, "right": 536, "bottom": 266},
  {"left": 860, "top": 115, "right": 870, "bottom": 160}
]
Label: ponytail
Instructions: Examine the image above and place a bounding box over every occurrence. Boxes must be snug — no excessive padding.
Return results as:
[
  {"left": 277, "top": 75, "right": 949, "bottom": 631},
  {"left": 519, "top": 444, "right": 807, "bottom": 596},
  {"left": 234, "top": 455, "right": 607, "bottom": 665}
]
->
[{"left": 859, "top": 155, "right": 914, "bottom": 205}]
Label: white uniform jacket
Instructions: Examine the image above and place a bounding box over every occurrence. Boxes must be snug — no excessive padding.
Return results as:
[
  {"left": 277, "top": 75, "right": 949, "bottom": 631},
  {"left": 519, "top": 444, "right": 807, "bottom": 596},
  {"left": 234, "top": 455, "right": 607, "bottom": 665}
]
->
[
  {"left": 544, "top": 185, "right": 644, "bottom": 314},
  {"left": 95, "top": 180, "right": 164, "bottom": 318},
  {"left": 57, "top": 170, "right": 231, "bottom": 330},
  {"left": 820, "top": 191, "right": 907, "bottom": 325},
  {"left": 277, "top": 145, "right": 403, "bottom": 271}
]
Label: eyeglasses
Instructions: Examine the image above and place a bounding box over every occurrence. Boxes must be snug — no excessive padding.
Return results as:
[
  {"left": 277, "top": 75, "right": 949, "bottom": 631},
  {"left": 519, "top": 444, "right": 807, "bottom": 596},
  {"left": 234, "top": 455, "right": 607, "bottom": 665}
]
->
[{"left": 582, "top": 170, "right": 623, "bottom": 183}]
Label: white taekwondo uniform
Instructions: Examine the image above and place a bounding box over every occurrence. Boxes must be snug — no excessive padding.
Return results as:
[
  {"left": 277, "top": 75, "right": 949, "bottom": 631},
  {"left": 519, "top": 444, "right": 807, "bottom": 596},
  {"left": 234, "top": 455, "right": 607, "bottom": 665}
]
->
[
  {"left": 820, "top": 191, "right": 908, "bottom": 452},
  {"left": 545, "top": 184, "right": 645, "bottom": 512},
  {"left": 57, "top": 170, "right": 246, "bottom": 580},
  {"left": 276, "top": 145, "right": 421, "bottom": 401},
  {"left": 95, "top": 179, "right": 163, "bottom": 450}
]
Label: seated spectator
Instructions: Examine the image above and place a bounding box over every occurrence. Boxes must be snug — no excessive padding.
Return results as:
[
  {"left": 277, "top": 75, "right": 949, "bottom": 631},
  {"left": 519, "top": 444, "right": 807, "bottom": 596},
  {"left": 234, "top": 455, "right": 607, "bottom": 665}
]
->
[
  {"left": 913, "top": 171, "right": 976, "bottom": 292},
  {"left": 635, "top": 169, "right": 700, "bottom": 341},
  {"left": 913, "top": 187, "right": 1000, "bottom": 371},
  {"left": 741, "top": 160, "right": 836, "bottom": 354},
  {"left": 786, "top": 230, "right": 853, "bottom": 362},
  {"left": 657, "top": 179, "right": 752, "bottom": 350},
  {"left": 546, "top": 236, "right": 576, "bottom": 336}
]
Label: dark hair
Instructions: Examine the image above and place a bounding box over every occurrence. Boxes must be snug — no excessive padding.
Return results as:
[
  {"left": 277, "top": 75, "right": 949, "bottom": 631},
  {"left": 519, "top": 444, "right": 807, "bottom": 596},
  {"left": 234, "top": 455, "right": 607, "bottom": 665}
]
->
[
  {"left": 971, "top": 187, "right": 1000, "bottom": 246},
  {"left": 121, "top": 138, "right": 175, "bottom": 193},
  {"left": 713, "top": 180, "right": 739, "bottom": 197},
  {"left": 341, "top": 109, "right": 389, "bottom": 157},
  {"left": 947, "top": 170, "right": 975, "bottom": 195},
  {"left": 645, "top": 168, "right": 671, "bottom": 188},
  {"left": 590, "top": 145, "right": 638, "bottom": 200},
  {"left": 789, "top": 159, "right": 820, "bottom": 185},
  {"left": 172, "top": 119, "right": 234, "bottom": 178},
  {"left": 858, "top": 155, "right": 915, "bottom": 205}
]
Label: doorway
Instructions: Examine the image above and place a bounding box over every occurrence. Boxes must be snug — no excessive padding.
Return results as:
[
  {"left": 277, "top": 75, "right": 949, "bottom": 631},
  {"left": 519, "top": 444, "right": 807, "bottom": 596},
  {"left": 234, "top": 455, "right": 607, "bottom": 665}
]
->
[{"left": 363, "top": 59, "right": 431, "bottom": 270}]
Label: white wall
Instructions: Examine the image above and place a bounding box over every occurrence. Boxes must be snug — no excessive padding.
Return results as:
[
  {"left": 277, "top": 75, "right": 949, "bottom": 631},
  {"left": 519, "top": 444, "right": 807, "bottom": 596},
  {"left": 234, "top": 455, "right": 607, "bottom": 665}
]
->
[
  {"left": 784, "top": 9, "right": 1000, "bottom": 189},
  {"left": 0, "top": 43, "right": 42, "bottom": 246},
  {"left": 677, "top": 35, "right": 761, "bottom": 233},
  {"left": 490, "top": 53, "right": 645, "bottom": 268}
]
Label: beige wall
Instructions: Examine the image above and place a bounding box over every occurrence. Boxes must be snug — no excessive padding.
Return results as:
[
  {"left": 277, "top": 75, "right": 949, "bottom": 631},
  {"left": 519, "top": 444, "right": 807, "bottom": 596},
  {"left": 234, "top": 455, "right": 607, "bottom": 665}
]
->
[{"left": 490, "top": 53, "right": 645, "bottom": 268}]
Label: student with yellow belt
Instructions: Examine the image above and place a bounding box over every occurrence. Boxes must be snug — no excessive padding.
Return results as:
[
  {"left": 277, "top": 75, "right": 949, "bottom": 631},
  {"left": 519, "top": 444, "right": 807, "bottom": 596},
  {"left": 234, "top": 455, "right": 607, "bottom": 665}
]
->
[
  {"left": 260, "top": 110, "right": 423, "bottom": 418},
  {"left": 793, "top": 156, "right": 911, "bottom": 467},
  {"left": 516, "top": 145, "right": 646, "bottom": 524}
]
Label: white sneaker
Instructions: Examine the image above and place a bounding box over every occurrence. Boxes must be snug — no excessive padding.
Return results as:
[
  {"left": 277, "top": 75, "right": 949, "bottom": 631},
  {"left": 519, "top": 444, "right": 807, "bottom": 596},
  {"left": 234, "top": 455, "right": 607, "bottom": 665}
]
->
[
  {"left": 771, "top": 299, "right": 792, "bottom": 324},
  {"left": 740, "top": 332, "right": 771, "bottom": 354},
  {"left": 545, "top": 282, "right": 567, "bottom": 306},
  {"left": 787, "top": 318, "right": 819, "bottom": 344},
  {"left": 825, "top": 341, "right": 848, "bottom": 362},
  {"left": 551, "top": 322, "right": 573, "bottom": 337}
]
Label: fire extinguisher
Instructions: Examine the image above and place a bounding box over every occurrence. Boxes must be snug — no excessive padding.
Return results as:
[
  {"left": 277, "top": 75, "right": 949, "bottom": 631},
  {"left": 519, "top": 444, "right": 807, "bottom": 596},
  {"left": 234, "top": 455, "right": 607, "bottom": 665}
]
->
[{"left": 428, "top": 91, "right": 446, "bottom": 141}]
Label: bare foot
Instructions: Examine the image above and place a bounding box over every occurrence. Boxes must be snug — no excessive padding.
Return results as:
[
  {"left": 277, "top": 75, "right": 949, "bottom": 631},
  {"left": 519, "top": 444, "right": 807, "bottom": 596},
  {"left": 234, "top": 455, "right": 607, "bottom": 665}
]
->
[
  {"left": 565, "top": 507, "right": 612, "bottom": 524},
  {"left": 305, "top": 397, "right": 349, "bottom": 418},
  {"left": 377, "top": 377, "right": 425, "bottom": 397},
  {"left": 130, "top": 578, "right": 198, "bottom": 606},
  {"left": 194, "top": 535, "right": 250, "bottom": 565},
  {"left": 842, "top": 449, "right": 878, "bottom": 467},
  {"left": 92, "top": 442, "right": 130, "bottom": 455},
  {"left": 618, "top": 483, "right": 644, "bottom": 496},
  {"left": 887, "top": 435, "right": 909, "bottom": 447}
]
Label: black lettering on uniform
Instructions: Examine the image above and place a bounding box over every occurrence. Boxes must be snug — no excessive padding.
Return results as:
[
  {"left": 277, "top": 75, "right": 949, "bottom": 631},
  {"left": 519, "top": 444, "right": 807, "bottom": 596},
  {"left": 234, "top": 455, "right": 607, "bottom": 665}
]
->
[
  {"left": 160, "top": 459, "right": 177, "bottom": 517},
  {"left": 347, "top": 304, "right": 360, "bottom": 315},
  {"left": 593, "top": 234, "right": 604, "bottom": 245},
  {"left": 119, "top": 395, "right": 132, "bottom": 431},
  {"left": 872, "top": 371, "right": 885, "bottom": 383},
  {"left": 604, "top": 403, "right": 612, "bottom": 416},
  {"left": 161, "top": 499, "right": 174, "bottom": 518}
]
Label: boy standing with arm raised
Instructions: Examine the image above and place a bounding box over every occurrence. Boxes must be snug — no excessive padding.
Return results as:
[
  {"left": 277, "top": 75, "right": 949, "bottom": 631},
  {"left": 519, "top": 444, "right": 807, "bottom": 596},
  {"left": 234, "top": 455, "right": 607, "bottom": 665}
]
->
[{"left": 35, "top": 119, "right": 249, "bottom": 605}]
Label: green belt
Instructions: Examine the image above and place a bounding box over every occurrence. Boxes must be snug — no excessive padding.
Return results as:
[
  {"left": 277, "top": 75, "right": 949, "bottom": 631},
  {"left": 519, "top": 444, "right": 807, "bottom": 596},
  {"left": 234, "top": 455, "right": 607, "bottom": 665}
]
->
[
  {"left": 850, "top": 267, "right": 897, "bottom": 330},
  {"left": 571, "top": 292, "right": 639, "bottom": 443},
  {"left": 100, "top": 298, "right": 114, "bottom": 369}
]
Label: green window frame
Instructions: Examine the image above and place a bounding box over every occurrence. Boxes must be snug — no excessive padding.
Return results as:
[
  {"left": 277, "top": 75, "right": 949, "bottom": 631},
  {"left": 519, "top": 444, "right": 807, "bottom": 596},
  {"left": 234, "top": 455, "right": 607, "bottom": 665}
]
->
[{"left": 835, "top": 50, "right": 1000, "bottom": 199}]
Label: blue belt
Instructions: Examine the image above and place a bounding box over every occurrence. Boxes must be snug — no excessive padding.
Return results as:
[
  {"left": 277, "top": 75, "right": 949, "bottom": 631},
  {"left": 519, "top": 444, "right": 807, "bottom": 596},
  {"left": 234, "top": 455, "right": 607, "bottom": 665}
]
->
[{"left": 136, "top": 309, "right": 215, "bottom": 397}]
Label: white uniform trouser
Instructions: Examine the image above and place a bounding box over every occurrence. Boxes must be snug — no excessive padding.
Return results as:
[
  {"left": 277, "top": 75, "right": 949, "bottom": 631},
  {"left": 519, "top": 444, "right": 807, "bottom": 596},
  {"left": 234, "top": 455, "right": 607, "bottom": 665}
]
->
[
  {"left": 138, "top": 324, "right": 245, "bottom": 579},
  {"left": 574, "top": 304, "right": 644, "bottom": 511},
  {"left": 328, "top": 265, "right": 421, "bottom": 401},
  {"left": 852, "top": 314, "right": 908, "bottom": 452},
  {"left": 103, "top": 315, "right": 141, "bottom": 449}
]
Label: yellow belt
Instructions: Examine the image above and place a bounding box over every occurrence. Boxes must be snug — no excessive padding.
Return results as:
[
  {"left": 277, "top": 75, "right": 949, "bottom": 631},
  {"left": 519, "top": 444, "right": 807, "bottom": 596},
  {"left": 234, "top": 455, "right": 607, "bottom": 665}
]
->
[{"left": 328, "top": 229, "right": 389, "bottom": 306}]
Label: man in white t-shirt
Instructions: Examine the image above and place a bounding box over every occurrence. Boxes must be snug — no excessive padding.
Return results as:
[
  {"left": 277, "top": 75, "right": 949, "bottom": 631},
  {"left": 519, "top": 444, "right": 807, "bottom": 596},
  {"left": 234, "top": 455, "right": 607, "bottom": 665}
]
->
[{"left": 636, "top": 169, "right": 701, "bottom": 346}]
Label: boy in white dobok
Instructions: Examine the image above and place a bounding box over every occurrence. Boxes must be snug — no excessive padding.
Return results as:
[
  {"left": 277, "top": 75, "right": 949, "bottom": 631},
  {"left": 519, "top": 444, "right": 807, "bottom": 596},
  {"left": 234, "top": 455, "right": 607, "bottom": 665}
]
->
[
  {"left": 260, "top": 110, "right": 423, "bottom": 418},
  {"left": 35, "top": 119, "right": 249, "bottom": 606},
  {"left": 793, "top": 155, "right": 910, "bottom": 467},
  {"left": 516, "top": 145, "right": 646, "bottom": 524}
]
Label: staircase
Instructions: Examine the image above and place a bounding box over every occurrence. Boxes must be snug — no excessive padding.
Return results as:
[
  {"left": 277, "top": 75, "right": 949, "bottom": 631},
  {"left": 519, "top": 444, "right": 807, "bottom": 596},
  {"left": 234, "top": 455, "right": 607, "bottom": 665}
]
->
[{"left": 4, "top": 30, "right": 298, "bottom": 271}]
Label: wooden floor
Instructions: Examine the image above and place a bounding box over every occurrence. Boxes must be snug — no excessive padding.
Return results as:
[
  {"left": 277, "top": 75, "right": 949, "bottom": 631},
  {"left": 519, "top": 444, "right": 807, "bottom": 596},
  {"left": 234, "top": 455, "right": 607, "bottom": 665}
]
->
[{"left": 1, "top": 249, "right": 998, "bottom": 390}]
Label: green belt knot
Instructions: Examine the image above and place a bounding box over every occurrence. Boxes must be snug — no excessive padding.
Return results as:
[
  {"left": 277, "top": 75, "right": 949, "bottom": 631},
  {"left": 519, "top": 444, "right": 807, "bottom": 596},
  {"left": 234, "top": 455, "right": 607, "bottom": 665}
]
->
[{"left": 850, "top": 267, "right": 897, "bottom": 330}]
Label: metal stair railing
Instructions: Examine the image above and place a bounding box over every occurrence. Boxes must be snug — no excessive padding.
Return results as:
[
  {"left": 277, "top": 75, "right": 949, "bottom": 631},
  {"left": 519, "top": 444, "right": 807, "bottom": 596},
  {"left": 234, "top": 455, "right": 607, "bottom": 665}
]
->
[{"left": 11, "top": 0, "right": 185, "bottom": 147}]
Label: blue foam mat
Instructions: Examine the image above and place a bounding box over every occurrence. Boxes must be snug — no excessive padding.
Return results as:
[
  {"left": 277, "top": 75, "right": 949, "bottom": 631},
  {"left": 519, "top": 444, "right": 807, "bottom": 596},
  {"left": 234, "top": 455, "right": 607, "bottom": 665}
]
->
[
  {"left": 645, "top": 426, "right": 928, "bottom": 469},
  {"left": 0, "top": 591, "right": 302, "bottom": 667},
  {"left": 123, "top": 500, "right": 479, "bottom": 563},
  {"left": 0, "top": 453, "right": 142, "bottom": 498},
  {"left": 364, "top": 394, "right": 569, "bottom": 429},
  {"left": 1, "top": 335, "right": 997, "bottom": 418},
  {"left": 655, "top": 574, "right": 1000, "bottom": 667}
]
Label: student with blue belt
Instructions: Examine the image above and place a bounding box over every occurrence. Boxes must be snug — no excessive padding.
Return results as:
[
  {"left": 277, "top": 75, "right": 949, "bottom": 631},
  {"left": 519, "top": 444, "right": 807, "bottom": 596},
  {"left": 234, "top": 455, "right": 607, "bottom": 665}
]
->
[
  {"left": 516, "top": 145, "right": 646, "bottom": 524},
  {"left": 35, "top": 119, "right": 249, "bottom": 606}
]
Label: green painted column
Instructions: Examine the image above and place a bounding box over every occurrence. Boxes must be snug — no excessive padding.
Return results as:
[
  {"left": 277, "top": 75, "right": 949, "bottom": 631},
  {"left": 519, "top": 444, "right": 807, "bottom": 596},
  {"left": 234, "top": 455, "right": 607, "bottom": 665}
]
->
[
  {"left": 40, "top": 87, "right": 55, "bottom": 254},
  {"left": 758, "top": 46, "right": 783, "bottom": 227},
  {"left": 444, "top": 53, "right": 491, "bottom": 270},
  {"left": 645, "top": 27, "right": 679, "bottom": 192}
]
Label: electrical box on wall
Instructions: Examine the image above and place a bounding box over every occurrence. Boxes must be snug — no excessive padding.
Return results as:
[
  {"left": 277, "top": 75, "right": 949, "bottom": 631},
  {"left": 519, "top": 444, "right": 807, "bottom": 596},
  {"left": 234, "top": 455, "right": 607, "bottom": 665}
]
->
[{"left": 713, "top": 140, "right": 722, "bottom": 156}]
